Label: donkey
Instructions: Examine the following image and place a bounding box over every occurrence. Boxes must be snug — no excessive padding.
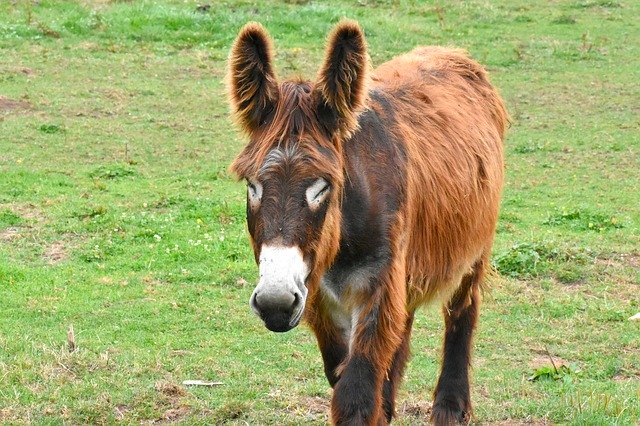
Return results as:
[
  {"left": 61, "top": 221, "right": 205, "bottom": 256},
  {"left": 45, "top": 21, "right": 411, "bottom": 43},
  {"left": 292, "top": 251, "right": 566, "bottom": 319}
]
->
[{"left": 227, "top": 20, "right": 507, "bottom": 425}]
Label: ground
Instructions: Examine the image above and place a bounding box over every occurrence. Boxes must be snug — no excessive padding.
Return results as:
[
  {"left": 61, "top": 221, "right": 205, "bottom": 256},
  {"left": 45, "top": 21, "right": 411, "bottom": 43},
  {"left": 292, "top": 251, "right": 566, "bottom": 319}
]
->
[{"left": 0, "top": 0, "right": 638, "bottom": 424}]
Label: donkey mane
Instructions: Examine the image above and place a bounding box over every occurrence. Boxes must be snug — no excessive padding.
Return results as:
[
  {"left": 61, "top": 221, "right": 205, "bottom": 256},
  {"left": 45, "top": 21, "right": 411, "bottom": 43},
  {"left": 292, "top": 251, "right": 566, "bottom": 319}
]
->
[{"left": 231, "top": 80, "right": 343, "bottom": 183}]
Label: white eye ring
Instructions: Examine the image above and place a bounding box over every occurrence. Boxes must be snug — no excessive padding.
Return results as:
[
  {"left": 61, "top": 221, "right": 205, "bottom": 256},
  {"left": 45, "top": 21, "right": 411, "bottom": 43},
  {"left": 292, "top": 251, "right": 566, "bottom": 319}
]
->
[
  {"left": 306, "top": 178, "right": 331, "bottom": 210},
  {"left": 247, "top": 179, "right": 263, "bottom": 209}
]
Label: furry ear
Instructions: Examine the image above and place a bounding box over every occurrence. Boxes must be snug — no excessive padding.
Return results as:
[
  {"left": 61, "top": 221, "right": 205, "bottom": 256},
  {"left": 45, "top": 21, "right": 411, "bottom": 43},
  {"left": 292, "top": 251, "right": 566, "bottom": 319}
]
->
[
  {"left": 314, "top": 20, "right": 369, "bottom": 139},
  {"left": 227, "top": 22, "right": 279, "bottom": 135}
]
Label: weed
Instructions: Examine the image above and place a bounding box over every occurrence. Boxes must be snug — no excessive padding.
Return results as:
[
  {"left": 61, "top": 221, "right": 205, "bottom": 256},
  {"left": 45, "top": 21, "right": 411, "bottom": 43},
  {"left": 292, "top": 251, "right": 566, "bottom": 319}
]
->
[
  {"left": 493, "top": 242, "right": 554, "bottom": 277},
  {"left": 493, "top": 241, "right": 593, "bottom": 280},
  {"left": 0, "top": 210, "right": 22, "bottom": 227},
  {"left": 544, "top": 208, "right": 623, "bottom": 232},
  {"left": 554, "top": 263, "right": 585, "bottom": 284},
  {"left": 513, "top": 142, "right": 545, "bottom": 153},
  {"left": 529, "top": 364, "right": 578, "bottom": 382},
  {"left": 89, "top": 164, "right": 137, "bottom": 180},
  {"left": 552, "top": 15, "right": 578, "bottom": 25},
  {"left": 73, "top": 205, "right": 108, "bottom": 219},
  {"left": 38, "top": 124, "right": 64, "bottom": 134},
  {"left": 514, "top": 15, "right": 534, "bottom": 23}
]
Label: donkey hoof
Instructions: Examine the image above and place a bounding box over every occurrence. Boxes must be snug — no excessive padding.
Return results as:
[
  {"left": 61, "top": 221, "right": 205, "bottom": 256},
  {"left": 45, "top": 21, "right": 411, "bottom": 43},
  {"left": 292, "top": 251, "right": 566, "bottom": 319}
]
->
[{"left": 430, "top": 399, "right": 471, "bottom": 425}]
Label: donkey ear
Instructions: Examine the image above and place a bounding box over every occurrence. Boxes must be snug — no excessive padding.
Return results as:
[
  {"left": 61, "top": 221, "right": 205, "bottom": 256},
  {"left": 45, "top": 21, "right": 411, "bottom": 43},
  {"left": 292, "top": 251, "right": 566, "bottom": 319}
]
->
[
  {"left": 227, "top": 22, "right": 279, "bottom": 135},
  {"left": 315, "top": 20, "right": 369, "bottom": 139}
]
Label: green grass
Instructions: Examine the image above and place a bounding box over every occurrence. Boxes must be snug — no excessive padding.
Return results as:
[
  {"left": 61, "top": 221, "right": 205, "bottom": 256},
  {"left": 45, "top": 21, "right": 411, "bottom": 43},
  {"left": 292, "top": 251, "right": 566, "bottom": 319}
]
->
[{"left": 1, "top": 0, "right": 638, "bottom": 424}]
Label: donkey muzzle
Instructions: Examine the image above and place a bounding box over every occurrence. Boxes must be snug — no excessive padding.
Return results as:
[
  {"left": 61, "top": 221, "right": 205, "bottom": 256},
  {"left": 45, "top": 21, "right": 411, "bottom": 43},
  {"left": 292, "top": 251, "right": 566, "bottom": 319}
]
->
[
  {"left": 250, "top": 285, "right": 304, "bottom": 332},
  {"left": 249, "top": 245, "right": 308, "bottom": 333}
]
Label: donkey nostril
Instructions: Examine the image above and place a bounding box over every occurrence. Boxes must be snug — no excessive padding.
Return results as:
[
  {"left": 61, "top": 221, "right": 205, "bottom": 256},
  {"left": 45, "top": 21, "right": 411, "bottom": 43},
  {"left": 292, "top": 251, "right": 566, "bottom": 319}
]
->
[
  {"left": 253, "top": 292, "right": 265, "bottom": 311},
  {"left": 253, "top": 290, "right": 297, "bottom": 313},
  {"left": 291, "top": 292, "right": 301, "bottom": 310},
  {"left": 250, "top": 292, "right": 261, "bottom": 312}
]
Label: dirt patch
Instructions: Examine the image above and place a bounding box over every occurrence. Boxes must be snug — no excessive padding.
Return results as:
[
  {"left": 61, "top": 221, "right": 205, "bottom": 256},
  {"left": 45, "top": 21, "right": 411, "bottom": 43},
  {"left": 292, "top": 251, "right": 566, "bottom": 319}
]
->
[
  {"left": 530, "top": 353, "right": 571, "bottom": 370},
  {"left": 1, "top": 203, "right": 46, "bottom": 222},
  {"left": 152, "top": 381, "right": 192, "bottom": 424},
  {"left": 612, "top": 373, "right": 639, "bottom": 382},
  {"left": 398, "top": 400, "right": 432, "bottom": 422},
  {"left": 595, "top": 252, "right": 640, "bottom": 269},
  {"left": 0, "top": 407, "right": 16, "bottom": 422},
  {"left": 154, "top": 381, "right": 187, "bottom": 398},
  {"left": 592, "top": 253, "right": 640, "bottom": 299},
  {"left": 292, "top": 395, "right": 329, "bottom": 416},
  {"left": 113, "top": 404, "right": 129, "bottom": 421},
  {"left": 76, "top": 41, "right": 100, "bottom": 51},
  {"left": 44, "top": 241, "right": 68, "bottom": 265},
  {"left": 0, "top": 96, "right": 32, "bottom": 113},
  {"left": 621, "top": 253, "right": 640, "bottom": 269},
  {"left": 0, "top": 204, "right": 45, "bottom": 241},
  {"left": 0, "top": 227, "right": 20, "bottom": 241},
  {"left": 157, "top": 406, "right": 190, "bottom": 423}
]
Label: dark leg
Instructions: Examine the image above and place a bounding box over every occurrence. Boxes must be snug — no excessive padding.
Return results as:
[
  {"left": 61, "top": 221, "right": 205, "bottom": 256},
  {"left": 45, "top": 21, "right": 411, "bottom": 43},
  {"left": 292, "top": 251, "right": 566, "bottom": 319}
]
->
[
  {"left": 331, "top": 267, "right": 407, "bottom": 425},
  {"left": 431, "top": 258, "right": 485, "bottom": 425},
  {"left": 382, "top": 313, "right": 415, "bottom": 422},
  {"left": 308, "top": 308, "right": 349, "bottom": 387},
  {"left": 317, "top": 325, "right": 349, "bottom": 387}
]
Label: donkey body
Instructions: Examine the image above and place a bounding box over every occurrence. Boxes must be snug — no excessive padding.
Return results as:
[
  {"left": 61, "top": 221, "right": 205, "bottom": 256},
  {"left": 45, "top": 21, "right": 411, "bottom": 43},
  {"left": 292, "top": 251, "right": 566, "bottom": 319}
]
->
[{"left": 228, "top": 21, "right": 507, "bottom": 425}]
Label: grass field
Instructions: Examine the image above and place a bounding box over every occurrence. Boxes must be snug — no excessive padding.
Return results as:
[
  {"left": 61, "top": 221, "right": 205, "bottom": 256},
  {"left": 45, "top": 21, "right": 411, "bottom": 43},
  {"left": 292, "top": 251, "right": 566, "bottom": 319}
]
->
[{"left": 1, "top": 0, "right": 638, "bottom": 424}]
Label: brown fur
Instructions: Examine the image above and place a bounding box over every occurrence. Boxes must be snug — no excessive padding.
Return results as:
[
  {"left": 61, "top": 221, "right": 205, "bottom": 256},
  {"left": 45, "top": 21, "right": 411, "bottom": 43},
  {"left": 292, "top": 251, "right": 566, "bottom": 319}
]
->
[
  {"left": 227, "top": 22, "right": 279, "bottom": 135},
  {"left": 373, "top": 47, "right": 506, "bottom": 310},
  {"left": 227, "top": 20, "right": 507, "bottom": 426},
  {"left": 315, "top": 20, "right": 370, "bottom": 140}
]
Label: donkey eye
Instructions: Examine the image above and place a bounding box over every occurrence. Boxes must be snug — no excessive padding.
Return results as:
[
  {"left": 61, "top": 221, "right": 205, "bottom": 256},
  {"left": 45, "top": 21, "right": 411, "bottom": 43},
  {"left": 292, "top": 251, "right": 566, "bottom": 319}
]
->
[
  {"left": 247, "top": 179, "right": 263, "bottom": 208},
  {"left": 306, "top": 178, "right": 331, "bottom": 209}
]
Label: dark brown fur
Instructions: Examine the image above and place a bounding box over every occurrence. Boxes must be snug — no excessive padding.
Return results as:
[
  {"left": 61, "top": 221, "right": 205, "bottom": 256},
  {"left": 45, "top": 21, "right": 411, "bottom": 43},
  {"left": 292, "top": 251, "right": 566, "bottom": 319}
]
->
[{"left": 227, "top": 20, "right": 507, "bottom": 425}]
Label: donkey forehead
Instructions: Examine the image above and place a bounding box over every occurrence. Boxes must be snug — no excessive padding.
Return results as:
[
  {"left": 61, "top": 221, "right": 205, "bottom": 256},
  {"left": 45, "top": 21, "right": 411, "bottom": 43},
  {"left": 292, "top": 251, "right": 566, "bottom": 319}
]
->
[
  {"left": 256, "top": 143, "right": 335, "bottom": 180},
  {"left": 260, "top": 145, "right": 304, "bottom": 174}
]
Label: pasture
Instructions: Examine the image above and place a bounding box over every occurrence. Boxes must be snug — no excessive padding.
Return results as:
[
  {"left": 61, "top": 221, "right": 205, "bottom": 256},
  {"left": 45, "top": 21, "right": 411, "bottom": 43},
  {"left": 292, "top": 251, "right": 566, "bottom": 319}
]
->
[{"left": 1, "top": 0, "right": 638, "bottom": 424}]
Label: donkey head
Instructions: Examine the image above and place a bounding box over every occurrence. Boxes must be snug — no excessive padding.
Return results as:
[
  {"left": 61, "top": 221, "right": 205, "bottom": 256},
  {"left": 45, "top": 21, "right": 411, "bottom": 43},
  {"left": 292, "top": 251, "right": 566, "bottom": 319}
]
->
[{"left": 228, "top": 21, "right": 369, "bottom": 332}]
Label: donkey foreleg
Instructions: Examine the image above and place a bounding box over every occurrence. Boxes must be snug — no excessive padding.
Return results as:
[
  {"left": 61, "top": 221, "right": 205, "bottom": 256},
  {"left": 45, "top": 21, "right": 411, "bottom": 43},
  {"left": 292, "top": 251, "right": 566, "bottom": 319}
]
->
[
  {"left": 382, "top": 313, "right": 414, "bottom": 422},
  {"left": 431, "top": 259, "right": 485, "bottom": 425},
  {"left": 308, "top": 311, "right": 349, "bottom": 388},
  {"left": 331, "top": 271, "right": 407, "bottom": 425}
]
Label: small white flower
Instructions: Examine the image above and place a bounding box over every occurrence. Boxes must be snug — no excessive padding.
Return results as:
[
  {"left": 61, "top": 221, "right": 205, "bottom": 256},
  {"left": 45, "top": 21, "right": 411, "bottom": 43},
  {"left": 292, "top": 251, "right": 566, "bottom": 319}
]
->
[{"left": 154, "top": 234, "right": 161, "bottom": 241}]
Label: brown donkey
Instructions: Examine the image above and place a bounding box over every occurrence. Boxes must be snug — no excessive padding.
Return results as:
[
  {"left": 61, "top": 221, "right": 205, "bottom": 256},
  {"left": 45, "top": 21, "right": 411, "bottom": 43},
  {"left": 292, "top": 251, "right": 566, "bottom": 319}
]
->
[{"left": 227, "top": 20, "right": 507, "bottom": 425}]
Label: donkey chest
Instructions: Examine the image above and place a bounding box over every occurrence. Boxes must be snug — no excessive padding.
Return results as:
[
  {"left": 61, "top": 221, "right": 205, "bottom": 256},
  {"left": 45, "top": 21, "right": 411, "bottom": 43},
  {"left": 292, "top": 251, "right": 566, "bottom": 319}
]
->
[
  {"left": 320, "top": 259, "right": 387, "bottom": 345},
  {"left": 319, "top": 272, "right": 365, "bottom": 349},
  {"left": 323, "top": 248, "right": 389, "bottom": 295}
]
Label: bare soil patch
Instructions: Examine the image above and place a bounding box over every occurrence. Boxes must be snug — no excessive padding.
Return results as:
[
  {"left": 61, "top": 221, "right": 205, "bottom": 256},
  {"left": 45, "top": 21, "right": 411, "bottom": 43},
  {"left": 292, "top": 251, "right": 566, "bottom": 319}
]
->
[
  {"left": 2, "top": 203, "right": 45, "bottom": 222},
  {"left": 292, "top": 395, "right": 330, "bottom": 416},
  {"left": 113, "top": 404, "right": 129, "bottom": 421},
  {"left": 152, "top": 381, "right": 193, "bottom": 424},
  {"left": 398, "top": 399, "right": 432, "bottom": 423},
  {"left": 530, "top": 354, "right": 571, "bottom": 370},
  {"left": 0, "top": 227, "right": 20, "bottom": 241},
  {"left": 157, "top": 406, "right": 190, "bottom": 423},
  {"left": 0, "top": 96, "right": 32, "bottom": 113},
  {"left": 154, "top": 381, "right": 187, "bottom": 398},
  {"left": 44, "top": 241, "right": 68, "bottom": 264},
  {"left": 529, "top": 349, "right": 571, "bottom": 371},
  {"left": 594, "top": 252, "right": 640, "bottom": 269}
]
